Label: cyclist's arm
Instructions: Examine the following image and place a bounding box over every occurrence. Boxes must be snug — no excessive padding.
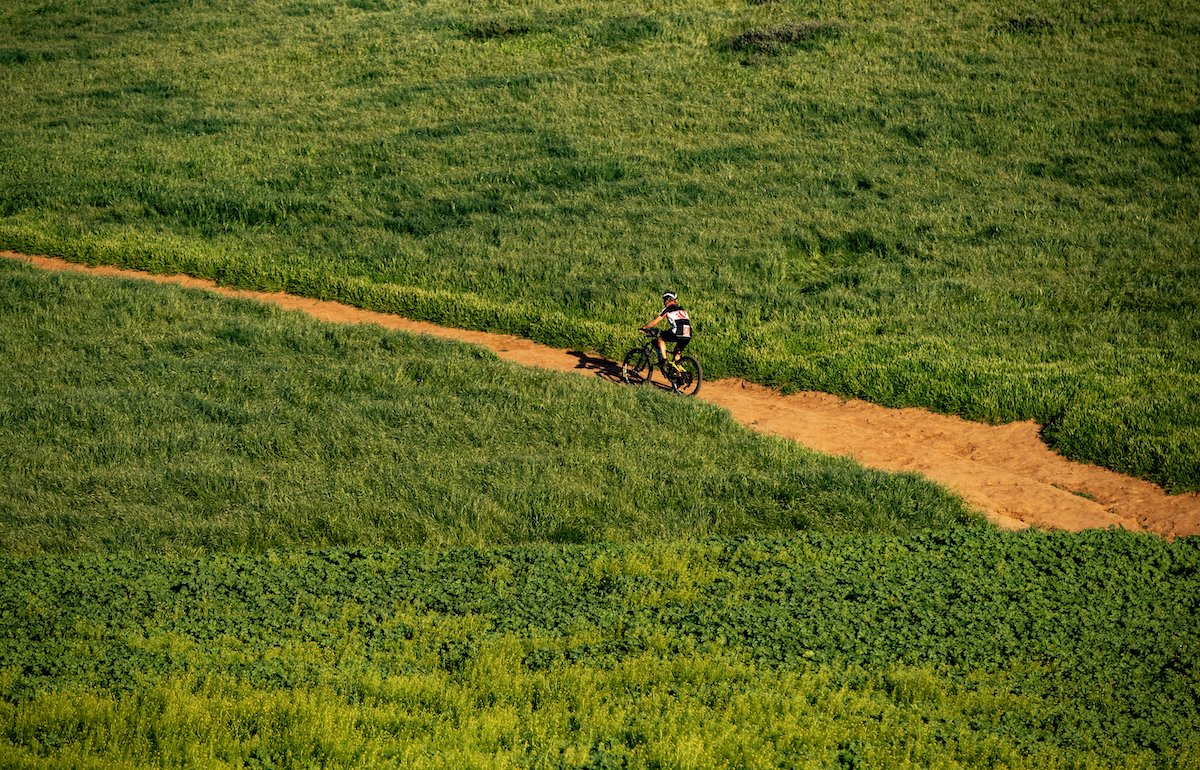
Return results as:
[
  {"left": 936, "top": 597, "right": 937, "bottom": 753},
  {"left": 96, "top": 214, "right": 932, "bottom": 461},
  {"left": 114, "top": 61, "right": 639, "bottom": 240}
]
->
[{"left": 640, "top": 312, "right": 666, "bottom": 331}]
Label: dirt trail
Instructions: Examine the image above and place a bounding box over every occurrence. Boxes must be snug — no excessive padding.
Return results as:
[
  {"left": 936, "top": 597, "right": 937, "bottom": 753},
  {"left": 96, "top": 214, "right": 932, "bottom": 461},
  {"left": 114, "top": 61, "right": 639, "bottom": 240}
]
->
[{"left": 8, "top": 251, "right": 1198, "bottom": 538}]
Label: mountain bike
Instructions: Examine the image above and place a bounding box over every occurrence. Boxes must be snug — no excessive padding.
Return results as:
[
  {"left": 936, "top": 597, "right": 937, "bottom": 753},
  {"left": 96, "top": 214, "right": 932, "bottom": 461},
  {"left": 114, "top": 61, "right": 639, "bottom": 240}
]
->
[{"left": 621, "top": 329, "right": 702, "bottom": 396}]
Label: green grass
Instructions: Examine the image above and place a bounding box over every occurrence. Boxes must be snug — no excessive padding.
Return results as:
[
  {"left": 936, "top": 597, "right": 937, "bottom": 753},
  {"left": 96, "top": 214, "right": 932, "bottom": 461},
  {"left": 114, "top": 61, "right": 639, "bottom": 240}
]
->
[
  {"left": 2, "top": 1, "right": 1198, "bottom": 765},
  {"left": 0, "top": 260, "right": 979, "bottom": 555},
  {"left": 0, "top": 239, "right": 1194, "bottom": 769},
  {"left": 0, "top": 0, "right": 1197, "bottom": 490},
  {"left": 3, "top": 531, "right": 1197, "bottom": 768}
]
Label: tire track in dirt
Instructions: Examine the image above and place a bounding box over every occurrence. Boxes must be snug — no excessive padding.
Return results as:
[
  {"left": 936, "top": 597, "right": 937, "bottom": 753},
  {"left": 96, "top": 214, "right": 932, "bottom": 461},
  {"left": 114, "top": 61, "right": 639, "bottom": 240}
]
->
[{"left": 8, "top": 251, "right": 1197, "bottom": 538}]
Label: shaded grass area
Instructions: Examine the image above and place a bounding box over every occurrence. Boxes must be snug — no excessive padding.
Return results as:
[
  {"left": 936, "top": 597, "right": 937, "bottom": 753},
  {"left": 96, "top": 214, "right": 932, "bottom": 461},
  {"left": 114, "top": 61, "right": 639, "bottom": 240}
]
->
[
  {"left": 0, "top": 0, "right": 1197, "bottom": 491},
  {"left": 0, "top": 261, "right": 979, "bottom": 555},
  {"left": 2, "top": 530, "right": 1197, "bottom": 767}
]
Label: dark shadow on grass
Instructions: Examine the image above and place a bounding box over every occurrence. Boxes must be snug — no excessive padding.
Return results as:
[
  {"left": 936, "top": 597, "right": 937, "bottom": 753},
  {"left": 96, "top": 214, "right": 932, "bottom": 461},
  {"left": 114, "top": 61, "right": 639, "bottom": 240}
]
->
[
  {"left": 567, "top": 350, "right": 624, "bottom": 383},
  {"left": 720, "top": 22, "right": 844, "bottom": 60},
  {"left": 568, "top": 351, "right": 687, "bottom": 396}
]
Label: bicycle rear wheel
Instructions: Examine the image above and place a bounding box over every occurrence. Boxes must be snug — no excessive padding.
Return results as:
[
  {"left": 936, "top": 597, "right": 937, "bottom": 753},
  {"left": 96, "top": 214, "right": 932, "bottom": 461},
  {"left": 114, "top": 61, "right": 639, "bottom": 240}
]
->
[
  {"left": 672, "top": 356, "right": 702, "bottom": 396},
  {"left": 621, "top": 348, "right": 654, "bottom": 386}
]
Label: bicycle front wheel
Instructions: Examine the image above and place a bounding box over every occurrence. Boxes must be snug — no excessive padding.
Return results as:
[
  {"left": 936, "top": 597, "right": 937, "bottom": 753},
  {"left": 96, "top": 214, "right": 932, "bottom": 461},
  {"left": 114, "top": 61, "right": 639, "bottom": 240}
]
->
[
  {"left": 621, "top": 348, "right": 654, "bottom": 386},
  {"left": 673, "top": 356, "right": 702, "bottom": 396}
]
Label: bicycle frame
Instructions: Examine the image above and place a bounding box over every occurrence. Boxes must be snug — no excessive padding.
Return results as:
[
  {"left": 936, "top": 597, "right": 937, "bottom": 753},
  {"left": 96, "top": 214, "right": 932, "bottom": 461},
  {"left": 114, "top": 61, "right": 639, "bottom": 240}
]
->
[{"left": 622, "top": 330, "right": 701, "bottom": 396}]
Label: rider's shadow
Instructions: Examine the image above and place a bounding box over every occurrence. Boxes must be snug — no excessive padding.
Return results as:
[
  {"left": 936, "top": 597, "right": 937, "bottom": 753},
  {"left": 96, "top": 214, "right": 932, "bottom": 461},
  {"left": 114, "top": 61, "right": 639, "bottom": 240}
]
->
[{"left": 566, "top": 351, "right": 624, "bottom": 384}]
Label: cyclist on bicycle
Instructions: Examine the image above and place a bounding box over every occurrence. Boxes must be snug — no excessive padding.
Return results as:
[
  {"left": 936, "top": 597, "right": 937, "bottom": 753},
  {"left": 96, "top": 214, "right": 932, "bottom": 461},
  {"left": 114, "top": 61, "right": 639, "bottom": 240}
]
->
[{"left": 641, "top": 291, "right": 692, "bottom": 368}]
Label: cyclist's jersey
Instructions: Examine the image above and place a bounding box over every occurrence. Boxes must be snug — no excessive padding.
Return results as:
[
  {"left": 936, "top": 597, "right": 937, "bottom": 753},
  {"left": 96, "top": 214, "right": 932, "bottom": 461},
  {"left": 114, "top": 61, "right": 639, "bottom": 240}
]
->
[{"left": 661, "top": 305, "right": 692, "bottom": 338}]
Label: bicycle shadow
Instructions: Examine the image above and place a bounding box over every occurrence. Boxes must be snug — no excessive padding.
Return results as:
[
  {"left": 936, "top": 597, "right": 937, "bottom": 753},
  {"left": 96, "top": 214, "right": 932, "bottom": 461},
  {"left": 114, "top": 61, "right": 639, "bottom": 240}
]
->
[
  {"left": 566, "top": 350, "right": 625, "bottom": 384},
  {"left": 566, "top": 350, "right": 681, "bottom": 394}
]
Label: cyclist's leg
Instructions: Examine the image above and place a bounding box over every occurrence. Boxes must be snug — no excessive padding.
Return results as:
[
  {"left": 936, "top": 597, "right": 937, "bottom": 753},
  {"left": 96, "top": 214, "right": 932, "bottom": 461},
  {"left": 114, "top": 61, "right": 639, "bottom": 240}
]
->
[
  {"left": 671, "top": 336, "right": 690, "bottom": 362},
  {"left": 658, "top": 331, "right": 675, "bottom": 362}
]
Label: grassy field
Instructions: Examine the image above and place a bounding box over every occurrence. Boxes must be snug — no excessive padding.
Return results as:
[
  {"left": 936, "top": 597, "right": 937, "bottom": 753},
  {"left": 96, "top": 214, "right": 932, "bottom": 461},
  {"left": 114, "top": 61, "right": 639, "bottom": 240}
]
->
[
  {"left": 3, "top": 0, "right": 1200, "bottom": 766},
  {"left": 0, "top": 260, "right": 979, "bottom": 555},
  {"left": 2, "top": 242, "right": 1200, "bottom": 762},
  {"left": 1, "top": 248, "right": 1197, "bottom": 768},
  {"left": 3, "top": 531, "right": 1198, "bottom": 768},
  {"left": 1, "top": 0, "right": 1197, "bottom": 491}
]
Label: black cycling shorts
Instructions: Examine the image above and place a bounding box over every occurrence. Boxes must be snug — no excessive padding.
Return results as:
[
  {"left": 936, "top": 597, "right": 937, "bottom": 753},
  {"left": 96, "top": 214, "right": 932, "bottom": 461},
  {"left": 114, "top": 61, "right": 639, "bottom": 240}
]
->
[{"left": 661, "top": 330, "right": 691, "bottom": 352}]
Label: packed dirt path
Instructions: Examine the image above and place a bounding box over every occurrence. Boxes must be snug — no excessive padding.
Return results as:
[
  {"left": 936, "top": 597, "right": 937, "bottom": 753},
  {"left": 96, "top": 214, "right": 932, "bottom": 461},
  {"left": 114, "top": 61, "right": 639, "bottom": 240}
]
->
[{"left": 9, "top": 251, "right": 1198, "bottom": 538}]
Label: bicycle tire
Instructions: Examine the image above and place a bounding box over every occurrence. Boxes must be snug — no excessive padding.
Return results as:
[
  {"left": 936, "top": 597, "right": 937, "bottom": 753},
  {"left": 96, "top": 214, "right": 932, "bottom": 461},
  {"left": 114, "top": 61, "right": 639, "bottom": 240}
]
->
[
  {"left": 621, "top": 347, "right": 654, "bottom": 386},
  {"left": 673, "top": 356, "right": 702, "bottom": 396}
]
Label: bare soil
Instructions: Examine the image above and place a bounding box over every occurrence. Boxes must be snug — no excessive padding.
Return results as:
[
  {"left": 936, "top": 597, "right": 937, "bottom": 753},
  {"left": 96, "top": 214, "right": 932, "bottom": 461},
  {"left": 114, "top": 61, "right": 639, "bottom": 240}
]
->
[{"left": 9, "top": 251, "right": 1197, "bottom": 538}]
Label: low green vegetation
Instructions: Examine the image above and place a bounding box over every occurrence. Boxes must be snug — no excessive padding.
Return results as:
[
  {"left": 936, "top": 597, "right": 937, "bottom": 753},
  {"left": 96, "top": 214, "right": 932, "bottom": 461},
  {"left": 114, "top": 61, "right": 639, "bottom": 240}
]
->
[
  {"left": 1, "top": 0, "right": 1197, "bottom": 490},
  {"left": 1, "top": 262, "right": 1196, "bottom": 767},
  {"left": 0, "top": 260, "right": 978, "bottom": 555},
  {"left": 3, "top": 530, "right": 1197, "bottom": 768},
  {"left": 2, "top": 0, "right": 1198, "bottom": 765}
]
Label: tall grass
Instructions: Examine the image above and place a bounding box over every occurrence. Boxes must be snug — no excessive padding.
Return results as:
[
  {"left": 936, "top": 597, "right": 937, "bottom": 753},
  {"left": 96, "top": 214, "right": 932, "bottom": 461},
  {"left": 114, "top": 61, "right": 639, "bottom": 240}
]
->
[
  {"left": 0, "top": 0, "right": 1196, "bottom": 490},
  {"left": 0, "top": 261, "right": 978, "bottom": 555}
]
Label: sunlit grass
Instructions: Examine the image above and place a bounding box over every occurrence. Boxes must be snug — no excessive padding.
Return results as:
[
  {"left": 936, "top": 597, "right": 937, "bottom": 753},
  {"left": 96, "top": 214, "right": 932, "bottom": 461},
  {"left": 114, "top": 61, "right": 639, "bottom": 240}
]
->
[
  {"left": 0, "top": 0, "right": 1196, "bottom": 489},
  {"left": 0, "top": 260, "right": 979, "bottom": 555},
  {"left": 2, "top": 531, "right": 1196, "bottom": 768},
  {"left": 1, "top": 2, "right": 1197, "bottom": 765}
]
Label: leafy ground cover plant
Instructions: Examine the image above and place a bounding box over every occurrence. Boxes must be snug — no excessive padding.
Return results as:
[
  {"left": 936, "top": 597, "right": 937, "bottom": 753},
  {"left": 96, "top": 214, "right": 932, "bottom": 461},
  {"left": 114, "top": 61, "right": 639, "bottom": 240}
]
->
[
  {"left": 0, "top": 0, "right": 1196, "bottom": 490},
  {"left": 1, "top": 530, "right": 1196, "bottom": 767}
]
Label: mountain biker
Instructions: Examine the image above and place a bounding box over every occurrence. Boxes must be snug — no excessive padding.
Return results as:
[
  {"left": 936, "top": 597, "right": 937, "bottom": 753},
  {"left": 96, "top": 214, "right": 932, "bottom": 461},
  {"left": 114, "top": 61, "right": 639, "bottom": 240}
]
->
[{"left": 640, "top": 291, "right": 692, "bottom": 368}]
